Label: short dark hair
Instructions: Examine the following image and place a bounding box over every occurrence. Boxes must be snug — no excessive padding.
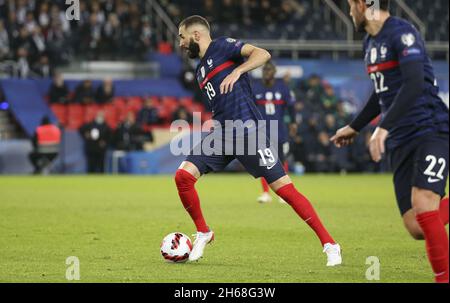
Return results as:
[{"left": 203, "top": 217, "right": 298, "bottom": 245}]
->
[{"left": 179, "top": 15, "right": 210, "bottom": 31}]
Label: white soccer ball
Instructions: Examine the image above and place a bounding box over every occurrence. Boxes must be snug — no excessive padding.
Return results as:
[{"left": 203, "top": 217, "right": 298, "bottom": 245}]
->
[{"left": 160, "top": 232, "right": 192, "bottom": 263}]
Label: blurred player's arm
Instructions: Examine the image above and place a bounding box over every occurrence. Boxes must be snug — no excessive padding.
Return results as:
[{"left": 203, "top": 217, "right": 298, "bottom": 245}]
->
[
  {"left": 220, "top": 44, "right": 271, "bottom": 94},
  {"left": 331, "top": 91, "right": 380, "bottom": 148}
]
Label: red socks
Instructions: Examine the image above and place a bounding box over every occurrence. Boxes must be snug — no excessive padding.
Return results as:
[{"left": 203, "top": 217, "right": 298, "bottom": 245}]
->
[
  {"left": 175, "top": 169, "right": 209, "bottom": 233},
  {"left": 416, "top": 211, "right": 449, "bottom": 283},
  {"left": 261, "top": 178, "right": 270, "bottom": 193},
  {"left": 440, "top": 197, "right": 449, "bottom": 226},
  {"left": 276, "top": 183, "right": 335, "bottom": 246}
]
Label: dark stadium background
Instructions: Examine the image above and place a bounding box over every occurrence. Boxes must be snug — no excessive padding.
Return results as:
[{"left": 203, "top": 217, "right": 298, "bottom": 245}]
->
[{"left": 0, "top": 0, "right": 448, "bottom": 175}]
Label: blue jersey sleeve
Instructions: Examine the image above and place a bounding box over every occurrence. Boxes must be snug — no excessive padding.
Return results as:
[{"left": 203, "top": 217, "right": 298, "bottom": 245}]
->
[
  {"left": 391, "top": 26, "right": 425, "bottom": 64},
  {"left": 217, "top": 37, "right": 245, "bottom": 60}
]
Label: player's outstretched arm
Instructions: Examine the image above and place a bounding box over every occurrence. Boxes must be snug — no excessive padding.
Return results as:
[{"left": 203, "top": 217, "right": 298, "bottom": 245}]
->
[
  {"left": 330, "top": 125, "right": 358, "bottom": 148},
  {"left": 220, "top": 44, "right": 271, "bottom": 94}
]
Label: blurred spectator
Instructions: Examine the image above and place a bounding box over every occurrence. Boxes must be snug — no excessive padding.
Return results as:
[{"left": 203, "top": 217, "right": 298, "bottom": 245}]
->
[
  {"left": 48, "top": 73, "right": 69, "bottom": 104},
  {"left": 172, "top": 105, "right": 193, "bottom": 124},
  {"left": 113, "top": 112, "right": 152, "bottom": 151},
  {"left": 313, "top": 131, "right": 333, "bottom": 172},
  {"left": 95, "top": 77, "right": 115, "bottom": 104},
  {"left": 324, "top": 113, "right": 337, "bottom": 135},
  {"left": 2, "top": 0, "right": 154, "bottom": 72},
  {"left": 46, "top": 20, "right": 69, "bottom": 65},
  {"left": 73, "top": 80, "right": 95, "bottom": 104},
  {"left": 0, "top": 20, "right": 10, "bottom": 60},
  {"left": 29, "top": 27, "right": 46, "bottom": 61},
  {"left": 102, "top": 13, "right": 121, "bottom": 59},
  {"left": 29, "top": 116, "right": 61, "bottom": 174},
  {"left": 140, "top": 16, "right": 154, "bottom": 54},
  {"left": 218, "top": 0, "right": 241, "bottom": 24},
  {"left": 32, "top": 54, "right": 53, "bottom": 78},
  {"left": 13, "top": 26, "right": 32, "bottom": 53},
  {"left": 37, "top": 2, "right": 50, "bottom": 30},
  {"left": 15, "top": 47, "right": 30, "bottom": 78},
  {"left": 321, "top": 84, "right": 339, "bottom": 113},
  {"left": 82, "top": 14, "right": 102, "bottom": 59},
  {"left": 335, "top": 101, "right": 351, "bottom": 128},
  {"left": 79, "top": 111, "right": 111, "bottom": 173},
  {"left": 137, "top": 97, "right": 160, "bottom": 126}
]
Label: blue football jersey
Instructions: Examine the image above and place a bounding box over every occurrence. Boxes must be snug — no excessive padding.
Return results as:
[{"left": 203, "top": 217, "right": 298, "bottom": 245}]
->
[
  {"left": 252, "top": 79, "right": 295, "bottom": 143},
  {"left": 195, "top": 37, "right": 263, "bottom": 126},
  {"left": 363, "top": 17, "right": 449, "bottom": 150}
]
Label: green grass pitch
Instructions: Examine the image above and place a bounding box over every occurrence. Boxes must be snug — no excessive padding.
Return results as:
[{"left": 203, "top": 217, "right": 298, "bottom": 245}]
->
[{"left": 0, "top": 174, "right": 446, "bottom": 283}]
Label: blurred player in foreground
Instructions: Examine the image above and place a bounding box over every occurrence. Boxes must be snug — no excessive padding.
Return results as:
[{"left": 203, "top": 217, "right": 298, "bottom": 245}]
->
[
  {"left": 175, "top": 15, "right": 342, "bottom": 266},
  {"left": 331, "top": 0, "right": 449, "bottom": 282}
]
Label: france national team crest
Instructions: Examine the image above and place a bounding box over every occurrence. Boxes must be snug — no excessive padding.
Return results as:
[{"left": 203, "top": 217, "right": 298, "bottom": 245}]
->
[
  {"left": 380, "top": 44, "right": 388, "bottom": 60},
  {"left": 401, "top": 33, "right": 416, "bottom": 47},
  {"left": 370, "top": 47, "right": 377, "bottom": 64}
]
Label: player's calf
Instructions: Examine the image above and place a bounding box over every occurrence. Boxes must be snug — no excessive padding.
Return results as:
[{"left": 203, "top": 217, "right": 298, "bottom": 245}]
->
[
  {"left": 270, "top": 176, "right": 341, "bottom": 266},
  {"left": 174, "top": 168, "right": 209, "bottom": 233},
  {"left": 412, "top": 187, "right": 449, "bottom": 283},
  {"left": 402, "top": 210, "right": 424, "bottom": 240}
]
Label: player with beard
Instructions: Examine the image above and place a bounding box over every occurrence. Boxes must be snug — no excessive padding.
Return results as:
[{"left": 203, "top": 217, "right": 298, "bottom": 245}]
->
[
  {"left": 175, "top": 15, "right": 342, "bottom": 266},
  {"left": 331, "top": 0, "right": 449, "bottom": 282}
]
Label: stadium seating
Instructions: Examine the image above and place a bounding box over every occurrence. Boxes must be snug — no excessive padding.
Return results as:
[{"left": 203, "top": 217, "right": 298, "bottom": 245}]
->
[{"left": 49, "top": 95, "right": 210, "bottom": 130}]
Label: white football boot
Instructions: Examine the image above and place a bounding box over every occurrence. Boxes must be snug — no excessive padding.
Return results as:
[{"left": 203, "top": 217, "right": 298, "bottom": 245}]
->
[
  {"left": 323, "top": 243, "right": 342, "bottom": 267},
  {"left": 257, "top": 192, "right": 272, "bottom": 204},
  {"left": 189, "top": 231, "right": 215, "bottom": 262}
]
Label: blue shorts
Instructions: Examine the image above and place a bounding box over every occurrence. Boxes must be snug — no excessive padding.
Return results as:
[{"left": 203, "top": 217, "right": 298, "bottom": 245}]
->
[
  {"left": 390, "top": 133, "right": 449, "bottom": 216},
  {"left": 186, "top": 130, "right": 287, "bottom": 184}
]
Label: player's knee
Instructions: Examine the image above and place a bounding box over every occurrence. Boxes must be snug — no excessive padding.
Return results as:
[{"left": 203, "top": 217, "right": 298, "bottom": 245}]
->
[
  {"left": 412, "top": 188, "right": 440, "bottom": 214},
  {"left": 174, "top": 169, "right": 197, "bottom": 191}
]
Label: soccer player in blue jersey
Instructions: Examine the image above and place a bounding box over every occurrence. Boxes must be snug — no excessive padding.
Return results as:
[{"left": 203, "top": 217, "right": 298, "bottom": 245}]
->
[
  {"left": 331, "top": 0, "right": 449, "bottom": 282},
  {"left": 175, "top": 15, "right": 342, "bottom": 266},
  {"left": 253, "top": 61, "right": 296, "bottom": 204}
]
